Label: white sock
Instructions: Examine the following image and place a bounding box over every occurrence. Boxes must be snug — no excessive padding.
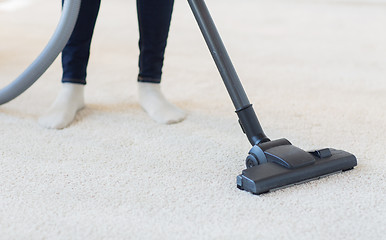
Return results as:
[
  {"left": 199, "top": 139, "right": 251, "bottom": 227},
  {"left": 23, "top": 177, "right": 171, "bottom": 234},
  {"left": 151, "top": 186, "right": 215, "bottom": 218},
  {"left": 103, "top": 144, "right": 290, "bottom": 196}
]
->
[
  {"left": 38, "top": 82, "right": 85, "bottom": 129},
  {"left": 138, "top": 82, "right": 186, "bottom": 124}
]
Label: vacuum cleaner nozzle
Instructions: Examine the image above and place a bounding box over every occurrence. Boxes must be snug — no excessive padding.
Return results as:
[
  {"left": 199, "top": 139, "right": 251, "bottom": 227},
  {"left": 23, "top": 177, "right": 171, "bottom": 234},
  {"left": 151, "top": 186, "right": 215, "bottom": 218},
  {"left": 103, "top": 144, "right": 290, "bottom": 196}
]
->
[{"left": 237, "top": 139, "right": 357, "bottom": 194}]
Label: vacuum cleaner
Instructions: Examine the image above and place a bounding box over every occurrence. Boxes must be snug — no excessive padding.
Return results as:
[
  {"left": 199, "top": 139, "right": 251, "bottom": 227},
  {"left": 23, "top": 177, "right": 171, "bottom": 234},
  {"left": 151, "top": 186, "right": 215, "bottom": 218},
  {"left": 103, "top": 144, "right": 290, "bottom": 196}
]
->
[
  {"left": 0, "top": 0, "right": 357, "bottom": 195},
  {"left": 188, "top": 0, "right": 357, "bottom": 194}
]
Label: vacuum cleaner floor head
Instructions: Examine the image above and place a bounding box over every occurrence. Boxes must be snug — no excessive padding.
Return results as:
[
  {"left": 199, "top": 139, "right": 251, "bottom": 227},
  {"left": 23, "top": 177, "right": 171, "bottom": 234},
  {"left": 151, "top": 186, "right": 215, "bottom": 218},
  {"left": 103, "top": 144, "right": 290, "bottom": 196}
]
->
[{"left": 237, "top": 139, "right": 357, "bottom": 195}]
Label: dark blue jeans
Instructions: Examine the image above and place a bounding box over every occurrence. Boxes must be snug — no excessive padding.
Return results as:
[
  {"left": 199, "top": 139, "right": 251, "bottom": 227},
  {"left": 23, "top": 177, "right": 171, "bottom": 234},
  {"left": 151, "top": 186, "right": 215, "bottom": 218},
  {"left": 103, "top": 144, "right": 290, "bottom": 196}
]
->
[{"left": 62, "top": 0, "right": 174, "bottom": 84}]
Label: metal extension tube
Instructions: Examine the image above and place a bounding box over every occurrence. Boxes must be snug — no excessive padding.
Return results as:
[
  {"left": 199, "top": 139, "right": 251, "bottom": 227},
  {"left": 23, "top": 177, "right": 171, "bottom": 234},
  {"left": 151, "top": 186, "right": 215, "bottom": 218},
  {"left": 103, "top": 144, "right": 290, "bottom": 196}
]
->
[{"left": 188, "top": 0, "right": 269, "bottom": 145}]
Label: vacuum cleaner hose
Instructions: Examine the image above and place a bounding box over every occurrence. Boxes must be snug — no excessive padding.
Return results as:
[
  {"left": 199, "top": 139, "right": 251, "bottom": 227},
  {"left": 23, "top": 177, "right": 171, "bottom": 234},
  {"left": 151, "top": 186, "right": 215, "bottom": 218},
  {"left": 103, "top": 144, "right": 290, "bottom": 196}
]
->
[{"left": 0, "top": 0, "right": 81, "bottom": 105}]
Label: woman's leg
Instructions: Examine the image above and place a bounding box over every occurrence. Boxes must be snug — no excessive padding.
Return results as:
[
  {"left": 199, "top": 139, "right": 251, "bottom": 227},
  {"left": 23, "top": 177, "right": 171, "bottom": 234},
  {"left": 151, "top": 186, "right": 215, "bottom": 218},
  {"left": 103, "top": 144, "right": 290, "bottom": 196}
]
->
[
  {"left": 137, "top": 0, "right": 186, "bottom": 124},
  {"left": 39, "top": 0, "right": 101, "bottom": 129},
  {"left": 62, "top": 0, "right": 101, "bottom": 84},
  {"left": 137, "top": 0, "right": 174, "bottom": 83}
]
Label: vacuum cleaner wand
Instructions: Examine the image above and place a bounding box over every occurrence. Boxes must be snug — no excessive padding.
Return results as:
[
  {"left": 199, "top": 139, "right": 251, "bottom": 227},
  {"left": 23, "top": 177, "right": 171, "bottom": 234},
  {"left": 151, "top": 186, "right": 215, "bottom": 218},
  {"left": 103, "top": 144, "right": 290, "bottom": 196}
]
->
[
  {"left": 188, "top": 0, "right": 269, "bottom": 146},
  {"left": 188, "top": 0, "right": 357, "bottom": 194}
]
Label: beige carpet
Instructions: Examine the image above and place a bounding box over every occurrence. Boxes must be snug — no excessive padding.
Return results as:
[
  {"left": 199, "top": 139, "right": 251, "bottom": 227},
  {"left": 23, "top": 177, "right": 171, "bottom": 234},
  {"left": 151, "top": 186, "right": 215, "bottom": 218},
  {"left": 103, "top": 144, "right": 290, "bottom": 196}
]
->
[{"left": 1, "top": 0, "right": 385, "bottom": 239}]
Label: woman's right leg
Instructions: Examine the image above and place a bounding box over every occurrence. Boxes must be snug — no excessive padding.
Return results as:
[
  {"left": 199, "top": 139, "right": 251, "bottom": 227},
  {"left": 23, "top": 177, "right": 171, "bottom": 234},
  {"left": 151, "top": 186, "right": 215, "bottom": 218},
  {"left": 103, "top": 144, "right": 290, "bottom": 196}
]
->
[
  {"left": 62, "top": 0, "right": 101, "bottom": 84},
  {"left": 39, "top": 0, "right": 101, "bottom": 129}
]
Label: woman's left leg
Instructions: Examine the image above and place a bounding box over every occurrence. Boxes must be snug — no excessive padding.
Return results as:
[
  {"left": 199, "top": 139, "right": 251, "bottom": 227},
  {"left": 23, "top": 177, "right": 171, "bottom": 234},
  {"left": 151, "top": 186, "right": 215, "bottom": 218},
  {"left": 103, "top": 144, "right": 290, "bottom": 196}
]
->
[{"left": 137, "top": 0, "right": 186, "bottom": 124}]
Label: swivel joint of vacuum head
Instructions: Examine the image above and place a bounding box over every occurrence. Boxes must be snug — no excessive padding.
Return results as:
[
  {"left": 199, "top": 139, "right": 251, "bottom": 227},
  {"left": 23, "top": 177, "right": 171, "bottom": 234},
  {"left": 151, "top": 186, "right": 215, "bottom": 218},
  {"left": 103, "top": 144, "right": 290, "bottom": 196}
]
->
[
  {"left": 246, "top": 139, "right": 294, "bottom": 168},
  {"left": 236, "top": 104, "right": 270, "bottom": 146}
]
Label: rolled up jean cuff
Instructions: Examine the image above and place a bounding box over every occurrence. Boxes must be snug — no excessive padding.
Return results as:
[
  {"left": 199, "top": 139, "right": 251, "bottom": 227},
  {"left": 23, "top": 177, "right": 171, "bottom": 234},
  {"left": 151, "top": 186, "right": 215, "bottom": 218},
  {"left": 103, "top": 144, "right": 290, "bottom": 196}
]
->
[
  {"left": 62, "top": 78, "right": 86, "bottom": 85},
  {"left": 137, "top": 75, "right": 161, "bottom": 84}
]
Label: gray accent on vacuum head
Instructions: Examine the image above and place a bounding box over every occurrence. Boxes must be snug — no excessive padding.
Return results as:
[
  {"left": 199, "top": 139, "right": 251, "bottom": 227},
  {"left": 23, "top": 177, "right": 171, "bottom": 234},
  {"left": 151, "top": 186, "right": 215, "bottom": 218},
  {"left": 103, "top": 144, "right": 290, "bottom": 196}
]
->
[{"left": 0, "top": 0, "right": 81, "bottom": 105}]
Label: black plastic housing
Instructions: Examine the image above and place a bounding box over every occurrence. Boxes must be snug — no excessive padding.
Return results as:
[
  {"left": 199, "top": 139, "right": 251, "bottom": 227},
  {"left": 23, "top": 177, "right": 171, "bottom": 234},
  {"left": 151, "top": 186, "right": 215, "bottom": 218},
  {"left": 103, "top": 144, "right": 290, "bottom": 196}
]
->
[{"left": 237, "top": 148, "right": 357, "bottom": 194}]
